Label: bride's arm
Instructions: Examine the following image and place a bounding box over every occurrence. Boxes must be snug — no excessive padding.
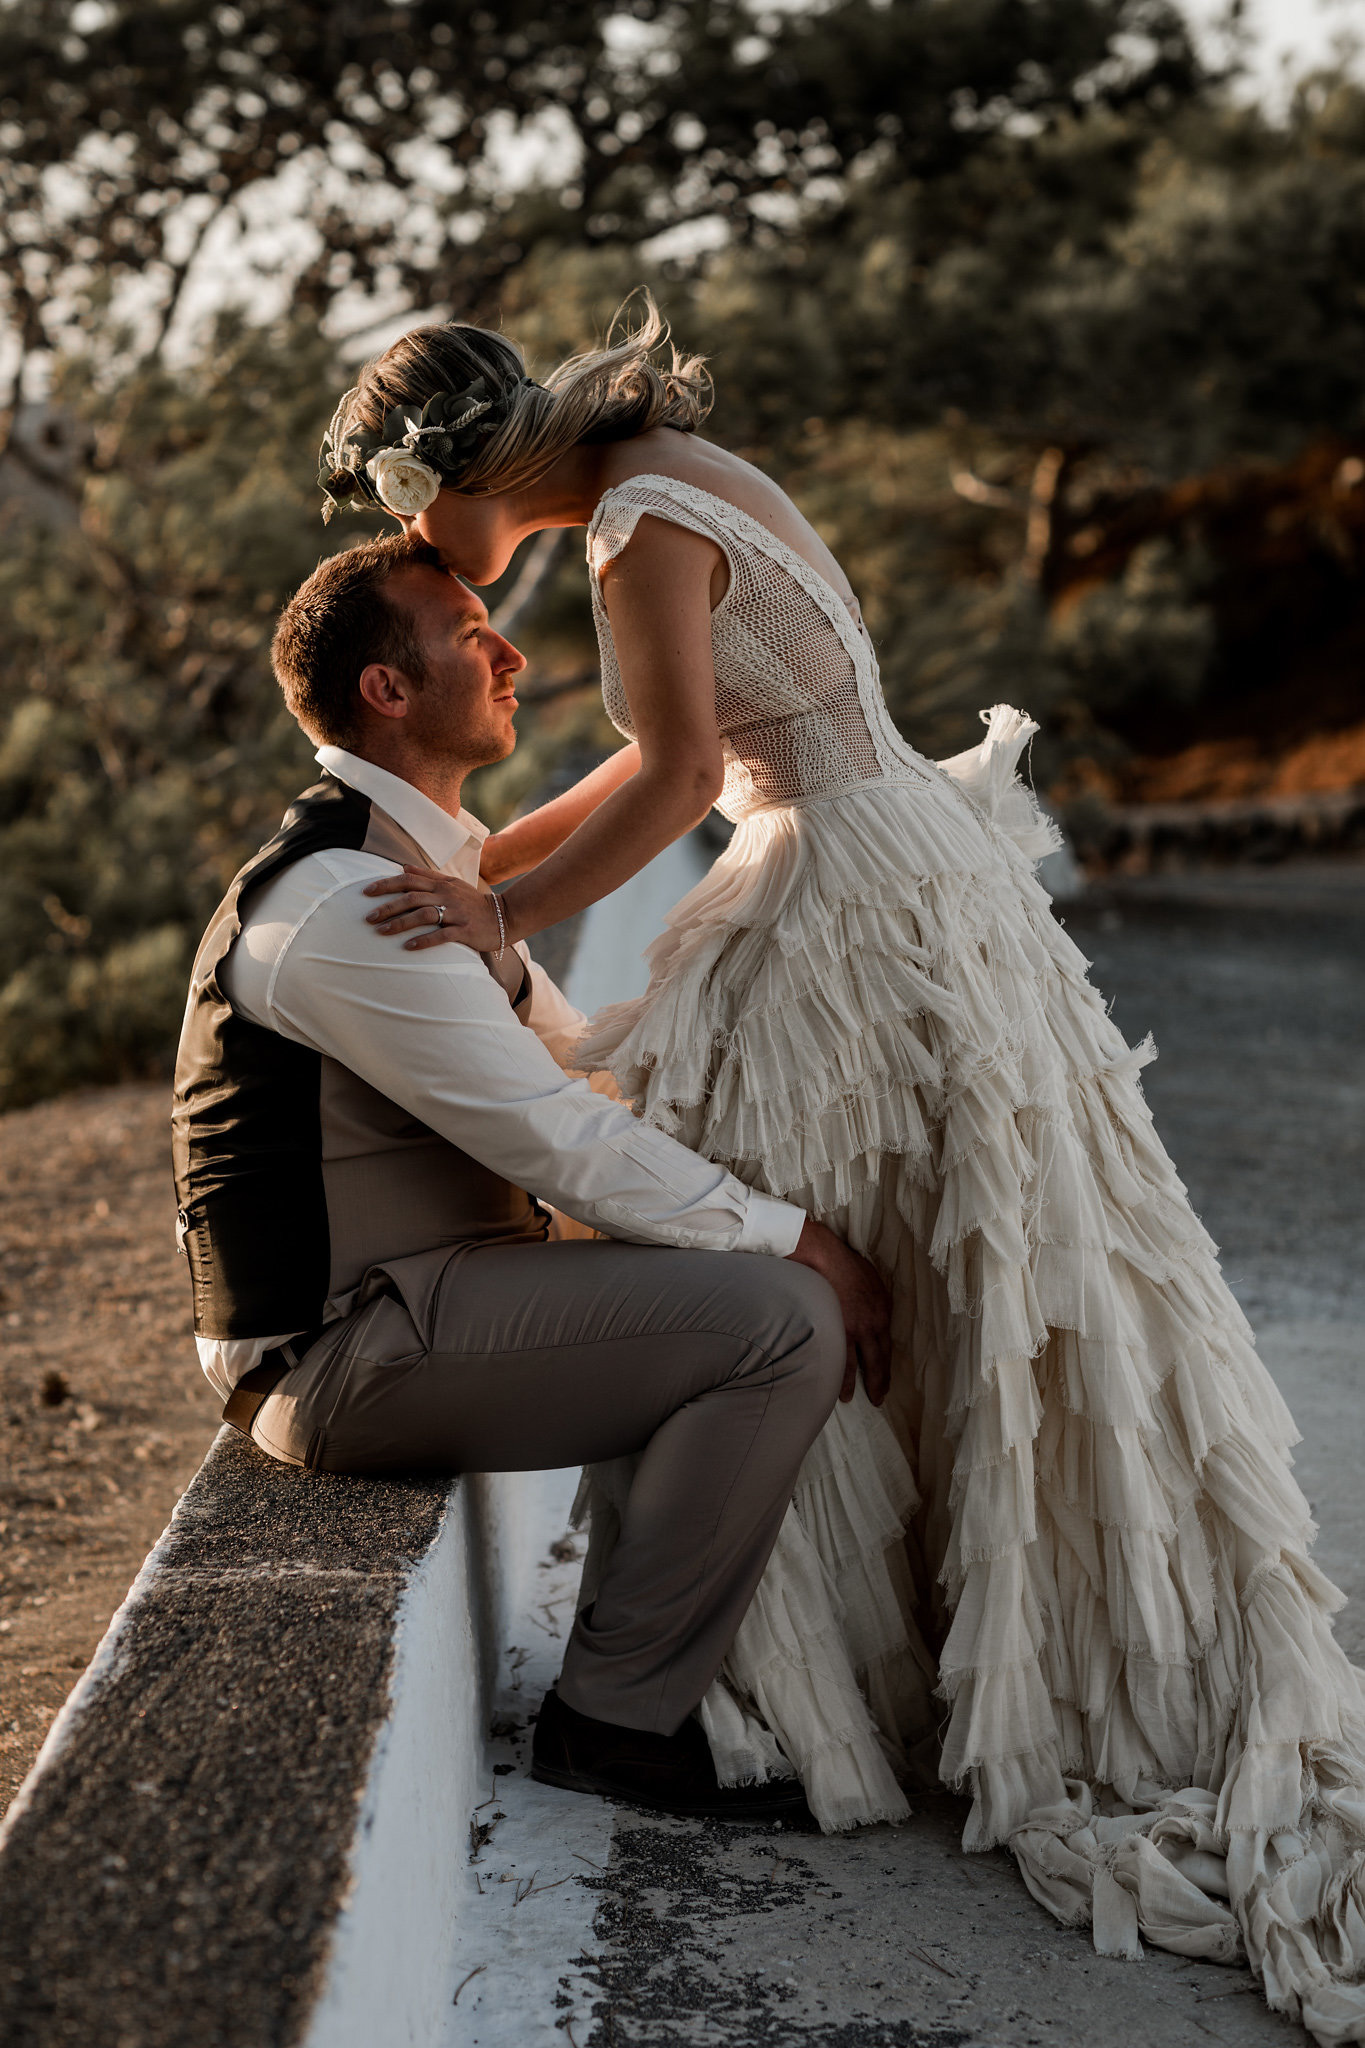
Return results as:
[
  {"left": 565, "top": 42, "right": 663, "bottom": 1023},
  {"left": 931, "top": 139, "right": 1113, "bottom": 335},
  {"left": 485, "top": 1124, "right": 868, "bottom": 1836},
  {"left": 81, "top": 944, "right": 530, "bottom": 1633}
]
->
[
  {"left": 366, "top": 518, "right": 725, "bottom": 950},
  {"left": 498, "top": 521, "right": 723, "bottom": 940},
  {"left": 480, "top": 742, "right": 641, "bottom": 885}
]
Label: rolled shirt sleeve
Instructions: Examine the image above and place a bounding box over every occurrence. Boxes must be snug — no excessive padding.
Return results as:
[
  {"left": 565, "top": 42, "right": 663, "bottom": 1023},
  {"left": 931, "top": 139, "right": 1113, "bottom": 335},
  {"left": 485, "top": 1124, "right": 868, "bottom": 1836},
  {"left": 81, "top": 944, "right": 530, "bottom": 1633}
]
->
[{"left": 229, "top": 859, "right": 806, "bottom": 1259}]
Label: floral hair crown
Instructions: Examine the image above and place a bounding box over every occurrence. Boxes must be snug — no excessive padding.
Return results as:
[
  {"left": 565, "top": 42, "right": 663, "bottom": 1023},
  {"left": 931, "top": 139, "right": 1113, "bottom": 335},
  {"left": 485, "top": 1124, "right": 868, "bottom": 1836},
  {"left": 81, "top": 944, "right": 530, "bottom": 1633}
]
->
[{"left": 317, "top": 374, "right": 540, "bottom": 523}]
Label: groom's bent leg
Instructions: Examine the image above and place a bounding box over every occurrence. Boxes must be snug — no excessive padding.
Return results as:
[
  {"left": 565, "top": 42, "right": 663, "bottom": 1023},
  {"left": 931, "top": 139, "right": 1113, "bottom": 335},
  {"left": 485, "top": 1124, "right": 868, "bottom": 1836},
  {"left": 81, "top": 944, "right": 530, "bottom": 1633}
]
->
[{"left": 250, "top": 1239, "right": 844, "bottom": 1736}]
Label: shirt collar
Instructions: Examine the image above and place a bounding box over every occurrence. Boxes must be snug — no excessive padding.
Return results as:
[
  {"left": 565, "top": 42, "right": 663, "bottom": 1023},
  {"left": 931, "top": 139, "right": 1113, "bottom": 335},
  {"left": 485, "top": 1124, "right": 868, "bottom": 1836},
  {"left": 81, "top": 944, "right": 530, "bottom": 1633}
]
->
[{"left": 314, "top": 745, "right": 489, "bottom": 877}]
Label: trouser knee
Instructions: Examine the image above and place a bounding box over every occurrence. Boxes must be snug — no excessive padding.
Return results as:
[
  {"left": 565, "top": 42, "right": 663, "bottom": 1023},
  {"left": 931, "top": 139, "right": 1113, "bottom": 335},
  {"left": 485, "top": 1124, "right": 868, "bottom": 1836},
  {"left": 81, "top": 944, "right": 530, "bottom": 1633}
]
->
[{"left": 753, "top": 1258, "right": 845, "bottom": 1419}]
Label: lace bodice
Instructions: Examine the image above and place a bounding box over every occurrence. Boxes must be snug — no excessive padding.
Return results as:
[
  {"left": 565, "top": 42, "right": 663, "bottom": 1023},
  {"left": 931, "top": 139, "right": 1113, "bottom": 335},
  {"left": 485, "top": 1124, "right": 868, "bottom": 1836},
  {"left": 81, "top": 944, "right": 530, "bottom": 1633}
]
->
[{"left": 586, "top": 474, "right": 931, "bottom": 821}]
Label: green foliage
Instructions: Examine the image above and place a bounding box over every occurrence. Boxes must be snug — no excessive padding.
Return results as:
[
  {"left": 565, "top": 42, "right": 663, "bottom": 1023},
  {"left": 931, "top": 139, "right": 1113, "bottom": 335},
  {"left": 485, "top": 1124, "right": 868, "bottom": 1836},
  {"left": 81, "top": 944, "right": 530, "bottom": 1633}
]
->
[
  {"left": 1049, "top": 541, "right": 1216, "bottom": 716},
  {"left": 0, "top": 325, "right": 336, "bottom": 1102},
  {"left": 683, "top": 82, "right": 1365, "bottom": 467}
]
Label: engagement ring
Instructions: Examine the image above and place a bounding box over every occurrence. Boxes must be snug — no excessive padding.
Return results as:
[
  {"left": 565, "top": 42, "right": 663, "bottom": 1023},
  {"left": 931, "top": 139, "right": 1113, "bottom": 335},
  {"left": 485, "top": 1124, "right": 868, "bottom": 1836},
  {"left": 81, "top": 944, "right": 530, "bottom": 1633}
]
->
[{"left": 435, "top": 904, "right": 445, "bottom": 927}]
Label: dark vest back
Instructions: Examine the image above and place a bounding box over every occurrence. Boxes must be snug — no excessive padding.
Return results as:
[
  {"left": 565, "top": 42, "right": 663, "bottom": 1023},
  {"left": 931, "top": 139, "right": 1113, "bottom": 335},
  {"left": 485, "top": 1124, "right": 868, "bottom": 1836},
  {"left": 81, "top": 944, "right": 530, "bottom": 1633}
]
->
[{"left": 172, "top": 774, "right": 539, "bottom": 1340}]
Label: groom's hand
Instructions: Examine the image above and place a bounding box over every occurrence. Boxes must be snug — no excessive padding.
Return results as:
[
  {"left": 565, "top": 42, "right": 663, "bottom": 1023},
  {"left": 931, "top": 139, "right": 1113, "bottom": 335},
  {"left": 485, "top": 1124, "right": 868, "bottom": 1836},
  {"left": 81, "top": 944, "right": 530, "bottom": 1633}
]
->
[{"left": 787, "top": 1219, "right": 892, "bottom": 1406}]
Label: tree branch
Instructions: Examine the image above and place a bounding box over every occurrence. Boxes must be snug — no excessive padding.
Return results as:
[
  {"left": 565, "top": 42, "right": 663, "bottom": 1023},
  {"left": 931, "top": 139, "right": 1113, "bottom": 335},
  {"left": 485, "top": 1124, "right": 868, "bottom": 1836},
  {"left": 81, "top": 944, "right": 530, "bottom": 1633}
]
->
[
  {"left": 1021, "top": 445, "right": 1069, "bottom": 587},
  {"left": 147, "top": 198, "right": 231, "bottom": 361},
  {"left": 951, "top": 467, "right": 1021, "bottom": 512}
]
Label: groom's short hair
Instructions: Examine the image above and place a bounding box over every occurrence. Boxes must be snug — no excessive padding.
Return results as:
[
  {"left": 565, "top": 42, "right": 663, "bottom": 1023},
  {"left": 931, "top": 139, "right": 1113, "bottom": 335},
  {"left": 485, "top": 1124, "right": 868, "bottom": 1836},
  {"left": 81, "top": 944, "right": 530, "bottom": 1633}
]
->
[{"left": 272, "top": 533, "right": 446, "bottom": 747}]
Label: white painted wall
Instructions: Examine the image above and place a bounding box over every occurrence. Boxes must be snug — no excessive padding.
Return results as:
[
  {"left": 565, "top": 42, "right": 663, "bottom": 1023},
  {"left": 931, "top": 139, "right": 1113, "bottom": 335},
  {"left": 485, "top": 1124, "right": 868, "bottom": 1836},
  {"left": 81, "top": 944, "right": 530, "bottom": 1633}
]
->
[{"left": 302, "top": 1467, "right": 581, "bottom": 2048}]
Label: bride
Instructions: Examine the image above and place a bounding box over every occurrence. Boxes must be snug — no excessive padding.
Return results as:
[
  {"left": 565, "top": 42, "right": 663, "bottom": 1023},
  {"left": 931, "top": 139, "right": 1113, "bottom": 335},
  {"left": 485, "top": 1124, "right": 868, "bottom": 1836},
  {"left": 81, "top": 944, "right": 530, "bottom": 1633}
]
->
[{"left": 321, "top": 304, "right": 1365, "bottom": 2042}]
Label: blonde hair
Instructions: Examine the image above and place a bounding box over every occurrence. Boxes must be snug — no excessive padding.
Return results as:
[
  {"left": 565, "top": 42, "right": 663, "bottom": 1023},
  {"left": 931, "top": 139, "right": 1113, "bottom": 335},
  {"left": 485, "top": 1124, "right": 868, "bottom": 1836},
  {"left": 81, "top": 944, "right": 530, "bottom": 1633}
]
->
[{"left": 341, "top": 294, "right": 712, "bottom": 499}]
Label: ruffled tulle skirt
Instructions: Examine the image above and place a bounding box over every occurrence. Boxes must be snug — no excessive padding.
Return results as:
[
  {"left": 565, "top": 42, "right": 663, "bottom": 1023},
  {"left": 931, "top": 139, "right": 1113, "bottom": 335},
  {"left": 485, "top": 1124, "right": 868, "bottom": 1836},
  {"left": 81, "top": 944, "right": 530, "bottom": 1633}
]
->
[{"left": 571, "top": 709, "right": 1365, "bottom": 2044}]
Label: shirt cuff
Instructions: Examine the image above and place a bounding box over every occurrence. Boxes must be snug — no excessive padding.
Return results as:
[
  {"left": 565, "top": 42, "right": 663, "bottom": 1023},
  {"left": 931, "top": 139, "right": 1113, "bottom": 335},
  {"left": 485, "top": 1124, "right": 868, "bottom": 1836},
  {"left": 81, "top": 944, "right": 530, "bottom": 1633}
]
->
[{"left": 737, "top": 1188, "right": 807, "bottom": 1258}]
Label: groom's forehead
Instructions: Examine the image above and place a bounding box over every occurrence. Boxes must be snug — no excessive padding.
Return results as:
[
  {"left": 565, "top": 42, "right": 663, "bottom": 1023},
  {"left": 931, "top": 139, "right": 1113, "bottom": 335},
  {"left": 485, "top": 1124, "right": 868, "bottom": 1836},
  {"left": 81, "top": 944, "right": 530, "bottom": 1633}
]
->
[
  {"left": 450, "top": 573, "right": 485, "bottom": 619},
  {"left": 393, "top": 561, "right": 486, "bottom": 626}
]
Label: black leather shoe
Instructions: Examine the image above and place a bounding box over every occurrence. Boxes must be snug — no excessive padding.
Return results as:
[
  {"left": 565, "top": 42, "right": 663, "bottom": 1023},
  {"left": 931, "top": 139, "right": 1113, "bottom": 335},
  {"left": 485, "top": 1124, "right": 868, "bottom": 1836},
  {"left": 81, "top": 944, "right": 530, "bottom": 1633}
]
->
[{"left": 530, "top": 1686, "right": 813, "bottom": 1825}]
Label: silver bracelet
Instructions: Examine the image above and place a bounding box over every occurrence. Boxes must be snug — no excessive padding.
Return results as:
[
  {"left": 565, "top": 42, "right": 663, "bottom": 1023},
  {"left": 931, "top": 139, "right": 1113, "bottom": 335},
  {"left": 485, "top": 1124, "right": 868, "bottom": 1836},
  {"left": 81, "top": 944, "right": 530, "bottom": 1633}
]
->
[{"left": 491, "top": 890, "right": 507, "bottom": 962}]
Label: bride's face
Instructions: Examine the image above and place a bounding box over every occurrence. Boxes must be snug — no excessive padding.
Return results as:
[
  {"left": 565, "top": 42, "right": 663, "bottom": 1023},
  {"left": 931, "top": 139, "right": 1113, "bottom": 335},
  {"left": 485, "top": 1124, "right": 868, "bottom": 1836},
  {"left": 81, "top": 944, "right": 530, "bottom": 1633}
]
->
[{"left": 395, "top": 488, "right": 520, "bottom": 585}]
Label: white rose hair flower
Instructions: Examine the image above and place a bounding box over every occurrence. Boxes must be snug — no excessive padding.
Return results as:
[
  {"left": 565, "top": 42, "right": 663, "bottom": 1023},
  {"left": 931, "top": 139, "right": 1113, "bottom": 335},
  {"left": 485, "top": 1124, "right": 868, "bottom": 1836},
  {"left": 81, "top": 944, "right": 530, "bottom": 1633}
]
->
[
  {"left": 365, "top": 446, "right": 441, "bottom": 517},
  {"left": 317, "top": 375, "right": 538, "bottom": 523}
]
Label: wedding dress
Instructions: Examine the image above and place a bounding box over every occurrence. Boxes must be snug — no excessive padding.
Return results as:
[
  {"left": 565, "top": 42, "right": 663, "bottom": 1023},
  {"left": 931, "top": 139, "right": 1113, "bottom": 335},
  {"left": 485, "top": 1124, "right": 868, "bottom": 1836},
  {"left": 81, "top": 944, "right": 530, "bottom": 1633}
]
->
[{"left": 568, "top": 473, "right": 1365, "bottom": 2044}]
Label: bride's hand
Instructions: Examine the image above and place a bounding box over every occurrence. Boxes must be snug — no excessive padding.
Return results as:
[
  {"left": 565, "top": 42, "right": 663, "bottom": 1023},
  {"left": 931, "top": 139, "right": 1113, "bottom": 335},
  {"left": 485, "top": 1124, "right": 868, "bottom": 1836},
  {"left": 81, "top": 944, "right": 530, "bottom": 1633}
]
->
[{"left": 363, "top": 865, "right": 503, "bottom": 953}]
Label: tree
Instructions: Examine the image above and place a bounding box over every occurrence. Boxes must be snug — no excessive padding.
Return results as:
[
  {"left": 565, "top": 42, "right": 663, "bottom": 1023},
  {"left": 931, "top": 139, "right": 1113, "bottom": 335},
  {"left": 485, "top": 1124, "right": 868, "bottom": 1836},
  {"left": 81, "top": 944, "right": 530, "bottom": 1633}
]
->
[
  {"left": 0, "top": 0, "right": 1204, "bottom": 418},
  {"left": 2, "top": 3, "right": 1363, "bottom": 1107}
]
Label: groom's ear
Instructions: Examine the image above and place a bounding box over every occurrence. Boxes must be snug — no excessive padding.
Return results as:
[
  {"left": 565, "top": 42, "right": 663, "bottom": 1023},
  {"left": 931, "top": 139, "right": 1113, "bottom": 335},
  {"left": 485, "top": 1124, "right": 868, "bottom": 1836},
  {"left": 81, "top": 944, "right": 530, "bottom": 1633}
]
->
[{"left": 357, "top": 663, "right": 419, "bottom": 722}]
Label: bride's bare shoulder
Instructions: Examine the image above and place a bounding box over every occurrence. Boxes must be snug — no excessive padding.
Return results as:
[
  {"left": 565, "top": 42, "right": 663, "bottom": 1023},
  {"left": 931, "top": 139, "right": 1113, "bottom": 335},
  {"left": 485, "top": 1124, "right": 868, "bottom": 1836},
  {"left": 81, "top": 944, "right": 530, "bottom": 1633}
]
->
[{"left": 601, "top": 430, "right": 783, "bottom": 514}]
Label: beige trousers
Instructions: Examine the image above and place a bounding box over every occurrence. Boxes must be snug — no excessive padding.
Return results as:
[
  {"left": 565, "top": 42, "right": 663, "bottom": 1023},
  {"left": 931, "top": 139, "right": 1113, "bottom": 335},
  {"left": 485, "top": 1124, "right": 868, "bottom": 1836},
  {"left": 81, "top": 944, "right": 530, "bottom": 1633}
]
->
[{"left": 248, "top": 1237, "right": 844, "bottom": 1734}]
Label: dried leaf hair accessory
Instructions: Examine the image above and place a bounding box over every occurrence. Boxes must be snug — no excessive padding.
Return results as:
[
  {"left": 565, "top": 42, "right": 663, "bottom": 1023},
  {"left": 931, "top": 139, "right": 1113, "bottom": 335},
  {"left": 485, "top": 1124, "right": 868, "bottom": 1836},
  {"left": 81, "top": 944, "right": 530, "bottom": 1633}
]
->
[{"left": 317, "top": 375, "right": 540, "bottom": 523}]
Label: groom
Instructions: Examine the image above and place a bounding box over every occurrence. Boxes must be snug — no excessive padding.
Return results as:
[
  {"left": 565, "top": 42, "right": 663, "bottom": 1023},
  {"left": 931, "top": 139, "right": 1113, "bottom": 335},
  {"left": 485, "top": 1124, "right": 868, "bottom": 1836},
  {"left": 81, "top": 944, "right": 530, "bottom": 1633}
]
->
[{"left": 172, "top": 532, "right": 890, "bottom": 1822}]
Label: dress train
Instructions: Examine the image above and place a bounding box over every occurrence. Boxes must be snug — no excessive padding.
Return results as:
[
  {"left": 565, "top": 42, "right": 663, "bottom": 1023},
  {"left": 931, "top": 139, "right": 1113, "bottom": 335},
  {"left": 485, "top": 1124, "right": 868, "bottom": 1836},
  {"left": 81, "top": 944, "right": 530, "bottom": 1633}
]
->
[{"left": 573, "top": 708, "right": 1365, "bottom": 2044}]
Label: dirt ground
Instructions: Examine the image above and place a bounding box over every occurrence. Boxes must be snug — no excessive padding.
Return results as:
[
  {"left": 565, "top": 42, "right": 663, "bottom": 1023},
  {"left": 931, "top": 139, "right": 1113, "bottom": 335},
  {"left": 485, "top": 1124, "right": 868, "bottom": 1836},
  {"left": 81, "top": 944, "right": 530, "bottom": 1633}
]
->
[{"left": 0, "top": 1082, "right": 220, "bottom": 1815}]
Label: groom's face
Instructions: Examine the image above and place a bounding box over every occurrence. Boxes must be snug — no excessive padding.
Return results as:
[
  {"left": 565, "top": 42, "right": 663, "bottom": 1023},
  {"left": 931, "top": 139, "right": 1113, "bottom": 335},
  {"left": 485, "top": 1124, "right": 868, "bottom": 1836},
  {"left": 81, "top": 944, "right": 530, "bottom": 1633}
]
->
[{"left": 384, "top": 565, "right": 526, "bottom": 768}]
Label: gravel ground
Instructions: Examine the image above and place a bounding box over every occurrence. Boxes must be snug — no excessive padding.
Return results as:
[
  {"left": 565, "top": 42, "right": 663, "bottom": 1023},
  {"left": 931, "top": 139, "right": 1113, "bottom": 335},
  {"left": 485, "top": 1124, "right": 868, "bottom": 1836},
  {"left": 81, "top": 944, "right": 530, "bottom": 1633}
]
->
[
  {"left": 0, "top": 1084, "right": 219, "bottom": 1812},
  {"left": 1074, "top": 872, "right": 1365, "bottom": 1335}
]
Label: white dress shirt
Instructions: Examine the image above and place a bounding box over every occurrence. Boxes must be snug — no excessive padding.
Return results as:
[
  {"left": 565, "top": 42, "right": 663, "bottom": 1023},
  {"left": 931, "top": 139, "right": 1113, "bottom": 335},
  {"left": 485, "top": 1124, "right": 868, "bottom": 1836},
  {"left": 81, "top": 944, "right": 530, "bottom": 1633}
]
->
[{"left": 196, "top": 745, "right": 805, "bottom": 1395}]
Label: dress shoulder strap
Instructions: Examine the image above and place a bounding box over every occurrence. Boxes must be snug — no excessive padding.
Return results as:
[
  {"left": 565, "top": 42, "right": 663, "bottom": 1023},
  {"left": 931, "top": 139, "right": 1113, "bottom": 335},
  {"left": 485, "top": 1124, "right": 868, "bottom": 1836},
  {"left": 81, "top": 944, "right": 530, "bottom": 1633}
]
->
[{"left": 586, "top": 474, "right": 739, "bottom": 585}]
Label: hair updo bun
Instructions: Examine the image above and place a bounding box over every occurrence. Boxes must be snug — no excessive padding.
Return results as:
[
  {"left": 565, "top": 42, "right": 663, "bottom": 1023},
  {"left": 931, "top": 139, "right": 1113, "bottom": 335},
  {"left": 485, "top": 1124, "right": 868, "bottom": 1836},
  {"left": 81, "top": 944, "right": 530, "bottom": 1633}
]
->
[{"left": 332, "top": 293, "right": 711, "bottom": 506}]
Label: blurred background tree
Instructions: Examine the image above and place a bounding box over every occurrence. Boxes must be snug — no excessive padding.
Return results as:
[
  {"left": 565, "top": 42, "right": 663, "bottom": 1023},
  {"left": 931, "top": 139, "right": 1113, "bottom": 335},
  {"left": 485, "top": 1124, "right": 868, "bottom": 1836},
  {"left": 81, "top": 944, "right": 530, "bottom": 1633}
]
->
[{"left": 1, "top": 0, "right": 1362, "bottom": 1106}]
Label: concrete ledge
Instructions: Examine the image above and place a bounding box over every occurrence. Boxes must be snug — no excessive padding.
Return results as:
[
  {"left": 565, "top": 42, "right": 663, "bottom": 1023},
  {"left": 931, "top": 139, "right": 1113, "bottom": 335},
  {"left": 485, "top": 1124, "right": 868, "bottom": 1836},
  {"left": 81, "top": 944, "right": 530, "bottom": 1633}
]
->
[
  {"left": 0, "top": 1426, "right": 566, "bottom": 2048},
  {"left": 1074, "top": 784, "right": 1365, "bottom": 871}
]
